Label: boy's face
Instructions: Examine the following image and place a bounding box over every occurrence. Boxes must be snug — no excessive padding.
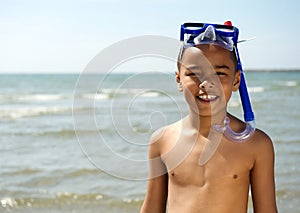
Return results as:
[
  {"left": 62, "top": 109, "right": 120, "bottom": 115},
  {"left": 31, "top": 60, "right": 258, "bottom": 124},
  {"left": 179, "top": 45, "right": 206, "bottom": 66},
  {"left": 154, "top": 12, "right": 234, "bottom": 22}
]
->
[{"left": 176, "top": 44, "right": 240, "bottom": 117}]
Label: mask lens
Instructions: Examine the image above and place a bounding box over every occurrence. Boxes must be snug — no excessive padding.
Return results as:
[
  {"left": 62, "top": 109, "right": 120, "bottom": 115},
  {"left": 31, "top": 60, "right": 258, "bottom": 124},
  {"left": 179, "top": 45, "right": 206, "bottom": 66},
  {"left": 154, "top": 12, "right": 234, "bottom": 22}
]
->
[
  {"left": 216, "top": 27, "right": 235, "bottom": 33},
  {"left": 193, "top": 25, "right": 234, "bottom": 51},
  {"left": 180, "top": 22, "right": 239, "bottom": 55},
  {"left": 185, "top": 26, "right": 203, "bottom": 31}
]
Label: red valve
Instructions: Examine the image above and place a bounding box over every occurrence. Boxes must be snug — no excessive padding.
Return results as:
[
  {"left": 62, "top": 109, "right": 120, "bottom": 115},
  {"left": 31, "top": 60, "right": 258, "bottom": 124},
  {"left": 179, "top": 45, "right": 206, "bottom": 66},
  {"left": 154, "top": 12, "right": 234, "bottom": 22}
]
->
[{"left": 224, "top": 21, "right": 232, "bottom": 26}]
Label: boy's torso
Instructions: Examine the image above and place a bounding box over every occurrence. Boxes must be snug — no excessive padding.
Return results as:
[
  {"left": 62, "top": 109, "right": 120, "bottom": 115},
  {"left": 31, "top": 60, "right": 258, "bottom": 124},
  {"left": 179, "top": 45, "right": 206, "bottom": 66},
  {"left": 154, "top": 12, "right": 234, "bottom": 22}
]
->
[{"left": 159, "top": 120, "right": 255, "bottom": 213}]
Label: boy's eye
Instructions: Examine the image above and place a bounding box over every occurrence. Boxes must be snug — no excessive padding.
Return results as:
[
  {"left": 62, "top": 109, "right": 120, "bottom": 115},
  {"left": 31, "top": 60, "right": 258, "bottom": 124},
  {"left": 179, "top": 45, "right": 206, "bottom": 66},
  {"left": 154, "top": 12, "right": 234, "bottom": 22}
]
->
[
  {"left": 186, "top": 72, "right": 195, "bottom": 76},
  {"left": 186, "top": 72, "right": 203, "bottom": 77},
  {"left": 216, "top": 72, "right": 227, "bottom": 76}
]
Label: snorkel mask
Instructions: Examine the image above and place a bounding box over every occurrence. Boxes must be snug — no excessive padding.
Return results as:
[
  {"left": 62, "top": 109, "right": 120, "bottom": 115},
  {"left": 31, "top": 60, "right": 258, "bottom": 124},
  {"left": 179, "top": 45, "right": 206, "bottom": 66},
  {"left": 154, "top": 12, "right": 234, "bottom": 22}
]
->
[{"left": 180, "top": 21, "right": 255, "bottom": 142}]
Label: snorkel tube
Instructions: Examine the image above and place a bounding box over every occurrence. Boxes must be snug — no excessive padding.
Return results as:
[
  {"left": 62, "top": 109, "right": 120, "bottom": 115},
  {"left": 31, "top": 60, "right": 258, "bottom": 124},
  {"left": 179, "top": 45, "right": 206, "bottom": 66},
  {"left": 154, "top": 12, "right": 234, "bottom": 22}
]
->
[
  {"left": 221, "top": 21, "right": 256, "bottom": 142},
  {"left": 180, "top": 21, "right": 256, "bottom": 142},
  {"left": 219, "top": 46, "right": 256, "bottom": 142}
]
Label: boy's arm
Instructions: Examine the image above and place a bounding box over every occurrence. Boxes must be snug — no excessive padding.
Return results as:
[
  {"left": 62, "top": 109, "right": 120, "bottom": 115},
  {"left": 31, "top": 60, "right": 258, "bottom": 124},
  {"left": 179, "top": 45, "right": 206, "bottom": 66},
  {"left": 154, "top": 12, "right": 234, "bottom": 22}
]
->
[
  {"left": 140, "top": 130, "right": 168, "bottom": 213},
  {"left": 140, "top": 172, "right": 168, "bottom": 213},
  {"left": 250, "top": 130, "right": 278, "bottom": 213}
]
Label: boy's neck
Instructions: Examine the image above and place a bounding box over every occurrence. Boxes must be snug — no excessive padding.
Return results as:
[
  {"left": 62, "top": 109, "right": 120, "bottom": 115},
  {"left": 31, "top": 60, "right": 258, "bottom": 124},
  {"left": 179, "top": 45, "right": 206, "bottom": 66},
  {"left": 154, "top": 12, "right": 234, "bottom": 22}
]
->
[{"left": 187, "top": 110, "right": 226, "bottom": 138}]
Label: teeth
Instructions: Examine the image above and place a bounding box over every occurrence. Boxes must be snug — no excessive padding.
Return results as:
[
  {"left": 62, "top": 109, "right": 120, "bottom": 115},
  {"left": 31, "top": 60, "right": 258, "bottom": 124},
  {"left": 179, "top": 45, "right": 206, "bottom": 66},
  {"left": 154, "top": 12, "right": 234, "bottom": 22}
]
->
[{"left": 198, "top": 94, "right": 217, "bottom": 101}]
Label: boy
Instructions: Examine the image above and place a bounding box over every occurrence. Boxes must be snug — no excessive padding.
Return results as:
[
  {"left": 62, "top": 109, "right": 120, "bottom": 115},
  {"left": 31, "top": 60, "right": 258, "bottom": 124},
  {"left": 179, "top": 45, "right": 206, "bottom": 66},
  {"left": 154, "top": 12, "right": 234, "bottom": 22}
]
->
[{"left": 140, "top": 22, "right": 278, "bottom": 213}]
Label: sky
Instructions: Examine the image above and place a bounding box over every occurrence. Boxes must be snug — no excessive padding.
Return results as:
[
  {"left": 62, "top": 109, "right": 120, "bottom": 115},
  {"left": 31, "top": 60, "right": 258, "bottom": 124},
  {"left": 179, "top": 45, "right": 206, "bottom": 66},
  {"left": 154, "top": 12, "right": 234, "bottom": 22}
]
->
[{"left": 1, "top": 0, "right": 299, "bottom": 73}]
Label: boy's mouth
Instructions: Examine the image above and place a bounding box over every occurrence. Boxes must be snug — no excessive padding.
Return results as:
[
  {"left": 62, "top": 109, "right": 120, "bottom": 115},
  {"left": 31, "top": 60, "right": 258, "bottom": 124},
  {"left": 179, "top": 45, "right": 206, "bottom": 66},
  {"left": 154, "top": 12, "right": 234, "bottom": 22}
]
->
[{"left": 197, "top": 91, "right": 218, "bottom": 102}]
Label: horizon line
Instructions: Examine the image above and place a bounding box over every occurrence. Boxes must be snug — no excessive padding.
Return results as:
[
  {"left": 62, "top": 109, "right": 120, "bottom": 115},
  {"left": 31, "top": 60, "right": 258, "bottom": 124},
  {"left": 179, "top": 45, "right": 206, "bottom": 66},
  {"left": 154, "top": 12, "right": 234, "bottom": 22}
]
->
[{"left": 1, "top": 68, "right": 300, "bottom": 75}]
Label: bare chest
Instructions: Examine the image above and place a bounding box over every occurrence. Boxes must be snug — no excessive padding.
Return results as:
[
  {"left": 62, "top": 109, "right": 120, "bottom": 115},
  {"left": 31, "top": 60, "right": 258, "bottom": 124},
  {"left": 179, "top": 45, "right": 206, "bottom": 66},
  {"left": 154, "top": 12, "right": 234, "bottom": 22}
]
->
[{"left": 162, "top": 138, "right": 254, "bottom": 187}]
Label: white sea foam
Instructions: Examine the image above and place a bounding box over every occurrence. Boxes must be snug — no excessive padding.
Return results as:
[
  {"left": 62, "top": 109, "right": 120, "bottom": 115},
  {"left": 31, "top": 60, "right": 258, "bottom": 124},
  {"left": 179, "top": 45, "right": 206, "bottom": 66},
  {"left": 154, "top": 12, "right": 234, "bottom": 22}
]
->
[
  {"left": 19, "top": 94, "right": 65, "bottom": 101},
  {"left": 0, "top": 107, "right": 71, "bottom": 119},
  {"left": 83, "top": 93, "right": 110, "bottom": 100},
  {"left": 248, "top": 87, "right": 264, "bottom": 93},
  {"left": 0, "top": 94, "right": 68, "bottom": 102},
  {"left": 285, "top": 81, "right": 297, "bottom": 87},
  {"left": 1, "top": 197, "right": 17, "bottom": 208},
  {"left": 228, "top": 101, "right": 240, "bottom": 108},
  {"left": 96, "top": 89, "right": 163, "bottom": 98},
  {"left": 75, "top": 89, "right": 162, "bottom": 101},
  {"left": 111, "top": 88, "right": 144, "bottom": 95},
  {"left": 139, "top": 92, "right": 160, "bottom": 98}
]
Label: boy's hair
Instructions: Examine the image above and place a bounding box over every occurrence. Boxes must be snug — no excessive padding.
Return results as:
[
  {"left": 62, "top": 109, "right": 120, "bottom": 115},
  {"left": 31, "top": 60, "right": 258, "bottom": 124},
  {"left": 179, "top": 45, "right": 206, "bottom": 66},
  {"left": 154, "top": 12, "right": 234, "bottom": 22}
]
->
[{"left": 177, "top": 45, "right": 238, "bottom": 72}]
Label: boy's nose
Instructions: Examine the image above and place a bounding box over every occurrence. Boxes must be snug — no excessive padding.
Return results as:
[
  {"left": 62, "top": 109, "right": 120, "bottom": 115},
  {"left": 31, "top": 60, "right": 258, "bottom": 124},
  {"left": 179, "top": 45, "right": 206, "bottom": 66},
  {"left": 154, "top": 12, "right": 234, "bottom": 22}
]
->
[{"left": 199, "top": 80, "right": 214, "bottom": 90}]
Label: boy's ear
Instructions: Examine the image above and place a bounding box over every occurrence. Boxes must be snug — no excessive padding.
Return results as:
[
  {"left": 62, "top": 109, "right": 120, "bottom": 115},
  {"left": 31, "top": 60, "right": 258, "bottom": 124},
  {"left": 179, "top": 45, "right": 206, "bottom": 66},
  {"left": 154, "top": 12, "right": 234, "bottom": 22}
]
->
[
  {"left": 175, "top": 70, "right": 183, "bottom": 92},
  {"left": 233, "top": 70, "right": 241, "bottom": 92}
]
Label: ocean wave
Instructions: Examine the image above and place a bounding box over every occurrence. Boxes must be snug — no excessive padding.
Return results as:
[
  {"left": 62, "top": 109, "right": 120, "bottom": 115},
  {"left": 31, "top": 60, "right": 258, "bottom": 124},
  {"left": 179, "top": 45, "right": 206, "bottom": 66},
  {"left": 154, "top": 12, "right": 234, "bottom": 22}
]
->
[
  {"left": 2, "top": 169, "right": 41, "bottom": 176},
  {"left": 0, "top": 192, "right": 142, "bottom": 211},
  {"left": 0, "top": 94, "right": 69, "bottom": 102},
  {"left": 0, "top": 193, "right": 105, "bottom": 209},
  {"left": 82, "top": 93, "right": 110, "bottom": 100},
  {"left": 273, "top": 80, "right": 298, "bottom": 88},
  {"left": 0, "top": 89, "right": 166, "bottom": 104},
  {"left": 19, "top": 94, "right": 66, "bottom": 101},
  {"left": 228, "top": 101, "right": 240, "bottom": 108},
  {"left": 65, "top": 168, "right": 102, "bottom": 178},
  {"left": 0, "top": 107, "right": 71, "bottom": 119},
  {"left": 98, "top": 89, "right": 163, "bottom": 98},
  {"left": 282, "top": 81, "right": 298, "bottom": 87},
  {"left": 1, "top": 189, "right": 297, "bottom": 211},
  {"left": 37, "top": 129, "right": 77, "bottom": 137},
  {"left": 0, "top": 105, "right": 109, "bottom": 120},
  {"left": 138, "top": 91, "right": 161, "bottom": 98},
  {"left": 101, "top": 88, "right": 141, "bottom": 95},
  {"left": 248, "top": 86, "right": 264, "bottom": 93},
  {"left": 2, "top": 128, "right": 117, "bottom": 137}
]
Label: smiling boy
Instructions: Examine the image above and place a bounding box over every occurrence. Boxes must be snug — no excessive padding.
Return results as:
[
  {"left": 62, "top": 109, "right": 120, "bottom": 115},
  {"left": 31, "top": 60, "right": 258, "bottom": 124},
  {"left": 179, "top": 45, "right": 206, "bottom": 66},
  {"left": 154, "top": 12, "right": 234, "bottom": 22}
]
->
[{"left": 140, "top": 22, "right": 278, "bottom": 213}]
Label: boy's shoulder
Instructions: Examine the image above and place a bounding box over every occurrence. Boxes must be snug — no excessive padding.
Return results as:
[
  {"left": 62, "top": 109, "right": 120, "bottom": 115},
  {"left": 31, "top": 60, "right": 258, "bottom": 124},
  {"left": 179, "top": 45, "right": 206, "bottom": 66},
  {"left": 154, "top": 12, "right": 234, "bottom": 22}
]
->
[
  {"left": 227, "top": 114, "right": 274, "bottom": 150},
  {"left": 148, "top": 120, "right": 183, "bottom": 157},
  {"left": 251, "top": 127, "right": 274, "bottom": 156},
  {"left": 150, "top": 120, "right": 182, "bottom": 145},
  {"left": 252, "top": 128, "right": 272, "bottom": 143}
]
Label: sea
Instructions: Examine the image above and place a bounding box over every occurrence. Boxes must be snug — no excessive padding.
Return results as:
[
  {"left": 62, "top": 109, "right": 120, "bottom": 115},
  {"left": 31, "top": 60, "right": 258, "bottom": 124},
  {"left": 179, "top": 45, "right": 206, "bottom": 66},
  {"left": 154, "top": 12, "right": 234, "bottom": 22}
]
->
[{"left": 0, "top": 71, "right": 299, "bottom": 213}]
